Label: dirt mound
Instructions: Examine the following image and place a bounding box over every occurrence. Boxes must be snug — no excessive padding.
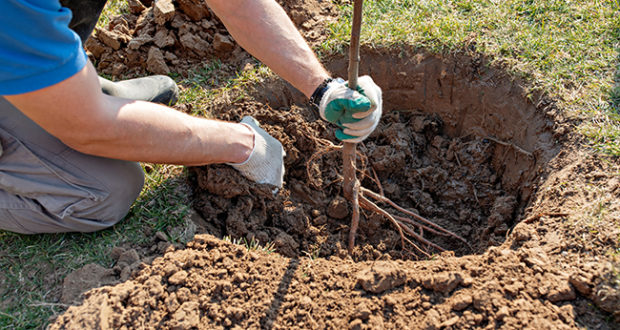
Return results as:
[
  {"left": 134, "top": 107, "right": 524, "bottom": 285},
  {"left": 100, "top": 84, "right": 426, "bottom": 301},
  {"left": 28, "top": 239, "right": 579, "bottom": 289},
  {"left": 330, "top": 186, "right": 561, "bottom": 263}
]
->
[
  {"left": 86, "top": 0, "right": 336, "bottom": 77},
  {"left": 51, "top": 231, "right": 617, "bottom": 329}
]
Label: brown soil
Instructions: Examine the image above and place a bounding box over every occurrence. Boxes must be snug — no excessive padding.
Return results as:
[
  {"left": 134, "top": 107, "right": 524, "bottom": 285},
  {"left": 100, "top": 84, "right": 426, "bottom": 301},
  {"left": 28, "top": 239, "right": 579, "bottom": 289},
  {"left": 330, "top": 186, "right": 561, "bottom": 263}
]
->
[
  {"left": 50, "top": 0, "right": 619, "bottom": 328},
  {"left": 86, "top": 0, "right": 336, "bottom": 77},
  {"left": 52, "top": 48, "right": 620, "bottom": 328},
  {"left": 52, "top": 231, "right": 617, "bottom": 329}
]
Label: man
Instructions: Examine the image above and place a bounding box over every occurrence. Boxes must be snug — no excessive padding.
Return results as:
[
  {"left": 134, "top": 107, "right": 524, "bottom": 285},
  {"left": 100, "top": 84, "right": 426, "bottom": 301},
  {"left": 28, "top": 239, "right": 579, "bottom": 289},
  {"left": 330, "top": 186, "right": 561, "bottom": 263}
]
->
[{"left": 0, "top": 0, "right": 382, "bottom": 234}]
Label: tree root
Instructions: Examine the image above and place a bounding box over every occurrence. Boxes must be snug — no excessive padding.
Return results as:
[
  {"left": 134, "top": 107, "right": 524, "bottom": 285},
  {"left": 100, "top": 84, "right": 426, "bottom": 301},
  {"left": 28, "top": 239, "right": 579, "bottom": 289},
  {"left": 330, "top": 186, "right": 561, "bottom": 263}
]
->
[
  {"left": 485, "top": 136, "right": 534, "bottom": 159},
  {"left": 306, "top": 136, "right": 470, "bottom": 258},
  {"left": 359, "top": 188, "right": 472, "bottom": 256},
  {"left": 361, "top": 188, "right": 470, "bottom": 248},
  {"left": 343, "top": 143, "right": 361, "bottom": 254}
]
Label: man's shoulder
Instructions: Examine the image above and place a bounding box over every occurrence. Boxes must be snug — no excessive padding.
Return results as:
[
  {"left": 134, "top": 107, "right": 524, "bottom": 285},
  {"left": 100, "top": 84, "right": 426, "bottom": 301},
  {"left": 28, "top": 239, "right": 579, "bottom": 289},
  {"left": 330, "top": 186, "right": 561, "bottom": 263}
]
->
[{"left": 0, "top": 0, "right": 86, "bottom": 96}]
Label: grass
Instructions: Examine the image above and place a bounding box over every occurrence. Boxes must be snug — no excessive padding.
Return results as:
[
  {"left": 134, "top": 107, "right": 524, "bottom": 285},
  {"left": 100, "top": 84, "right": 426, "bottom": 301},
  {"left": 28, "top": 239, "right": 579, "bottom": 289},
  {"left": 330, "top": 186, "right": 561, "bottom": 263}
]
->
[
  {"left": 223, "top": 236, "right": 277, "bottom": 254},
  {"left": 175, "top": 58, "right": 269, "bottom": 117},
  {"left": 1, "top": 0, "right": 619, "bottom": 328},
  {"left": 0, "top": 165, "right": 191, "bottom": 329},
  {"left": 323, "top": 0, "right": 620, "bottom": 156},
  {"left": 570, "top": 173, "right": 620, "bottom": 243},
  {"left": 97, "top": 0, "right": 128, "bottom": 28}
]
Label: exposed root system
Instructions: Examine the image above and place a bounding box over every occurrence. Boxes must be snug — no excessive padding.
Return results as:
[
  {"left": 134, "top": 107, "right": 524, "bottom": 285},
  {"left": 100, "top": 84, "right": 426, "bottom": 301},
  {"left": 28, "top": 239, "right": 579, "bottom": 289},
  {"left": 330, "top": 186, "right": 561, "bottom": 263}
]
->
[{"left": 305, "top": 136, "right": 469, "bottom": 258}]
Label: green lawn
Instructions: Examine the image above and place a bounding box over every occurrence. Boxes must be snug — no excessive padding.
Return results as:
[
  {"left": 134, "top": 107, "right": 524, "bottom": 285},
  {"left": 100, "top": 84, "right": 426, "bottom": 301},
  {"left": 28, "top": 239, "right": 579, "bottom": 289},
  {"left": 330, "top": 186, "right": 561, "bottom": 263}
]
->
[
  {"left": 323, "top": 0, "right": 619, "bottom": 154},
  {"left": 0, "top": 165, "right": 192, "bottom": 328},
  {"left": 1, "top": 0, "right": 619, "bottom": 328}
]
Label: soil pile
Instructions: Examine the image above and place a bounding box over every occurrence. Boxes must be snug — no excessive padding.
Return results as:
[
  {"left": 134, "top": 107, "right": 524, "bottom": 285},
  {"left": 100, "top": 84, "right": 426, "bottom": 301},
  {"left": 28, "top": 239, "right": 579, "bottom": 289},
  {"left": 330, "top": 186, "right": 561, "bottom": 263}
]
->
[
  {"left": 86, "top": 0, "right": 337, "bottom": 77},
  {"left": 51, "top": 230, "right": 617, "bottom": 329}
]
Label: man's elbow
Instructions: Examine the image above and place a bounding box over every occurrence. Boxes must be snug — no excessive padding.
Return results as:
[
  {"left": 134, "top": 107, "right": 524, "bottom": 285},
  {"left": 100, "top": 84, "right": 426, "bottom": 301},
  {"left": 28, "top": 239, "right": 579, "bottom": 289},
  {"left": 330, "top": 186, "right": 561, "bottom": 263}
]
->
[
  {"left": 54, "top": 117, "right": 116, "bottom": 157},
  {"left": 60, "top": 135, "right": 105, "bottom": 157}
]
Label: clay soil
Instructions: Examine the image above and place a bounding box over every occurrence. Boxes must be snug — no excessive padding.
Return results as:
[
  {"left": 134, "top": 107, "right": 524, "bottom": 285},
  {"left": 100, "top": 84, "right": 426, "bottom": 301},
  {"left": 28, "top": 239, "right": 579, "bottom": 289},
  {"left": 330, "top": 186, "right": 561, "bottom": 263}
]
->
[
  {"left": 85, "top": 0, "right": 336, "bottom": 77},
  {"left": 51, "top": 0, "right": 619, "bottom": 329}
]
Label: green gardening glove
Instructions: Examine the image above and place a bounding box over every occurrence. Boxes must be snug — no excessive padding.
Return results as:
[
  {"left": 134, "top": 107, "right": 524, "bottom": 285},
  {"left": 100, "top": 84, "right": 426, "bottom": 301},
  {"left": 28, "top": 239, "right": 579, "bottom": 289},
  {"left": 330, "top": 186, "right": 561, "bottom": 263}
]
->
[{"left": 316, "top": 76, "right": 382, "bottom": 143}]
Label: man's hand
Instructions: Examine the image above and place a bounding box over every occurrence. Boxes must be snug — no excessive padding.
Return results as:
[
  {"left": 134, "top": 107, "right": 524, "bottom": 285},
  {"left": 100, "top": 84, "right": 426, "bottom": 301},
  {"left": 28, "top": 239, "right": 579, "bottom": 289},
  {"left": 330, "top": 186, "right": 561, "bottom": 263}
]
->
[
  {"left": 229, "top": 116, "right": 285, "bottom": 188},
  {"left": 318, "top": 76, "right": 382, "bottom": 143}
]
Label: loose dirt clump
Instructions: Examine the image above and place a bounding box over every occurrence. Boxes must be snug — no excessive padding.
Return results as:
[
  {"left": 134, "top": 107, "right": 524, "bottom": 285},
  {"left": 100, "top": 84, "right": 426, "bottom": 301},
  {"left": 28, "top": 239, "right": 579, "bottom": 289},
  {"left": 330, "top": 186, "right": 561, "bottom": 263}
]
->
[{"left": 87, "top": 0, "right": 337, "bottom": 77}]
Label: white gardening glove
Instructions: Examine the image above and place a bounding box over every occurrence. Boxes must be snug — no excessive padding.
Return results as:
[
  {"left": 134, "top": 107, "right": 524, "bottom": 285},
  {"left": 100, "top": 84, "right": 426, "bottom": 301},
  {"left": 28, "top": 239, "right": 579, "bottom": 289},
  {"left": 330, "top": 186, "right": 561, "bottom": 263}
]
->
[
  {"left": 316, "top": 75, "right": 382, "bottom": 143},
  {"left": 228, "top": 116, "right": 285, "bottom": 188}
]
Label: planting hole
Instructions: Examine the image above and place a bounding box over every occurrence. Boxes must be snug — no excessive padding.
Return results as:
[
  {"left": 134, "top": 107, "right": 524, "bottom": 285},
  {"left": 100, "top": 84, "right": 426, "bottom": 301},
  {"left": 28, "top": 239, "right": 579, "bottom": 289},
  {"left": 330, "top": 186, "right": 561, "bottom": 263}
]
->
[{"left": 188, "top": 48, "right": 558, "bottom": 260}]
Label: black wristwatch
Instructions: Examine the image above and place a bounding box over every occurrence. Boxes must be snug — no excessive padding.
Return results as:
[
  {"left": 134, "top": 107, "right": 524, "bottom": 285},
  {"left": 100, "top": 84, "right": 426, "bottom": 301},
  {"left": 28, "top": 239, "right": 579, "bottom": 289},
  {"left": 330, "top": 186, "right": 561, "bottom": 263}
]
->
[{"left": 309, "top": 77, "right": 334, "bottom": 110}]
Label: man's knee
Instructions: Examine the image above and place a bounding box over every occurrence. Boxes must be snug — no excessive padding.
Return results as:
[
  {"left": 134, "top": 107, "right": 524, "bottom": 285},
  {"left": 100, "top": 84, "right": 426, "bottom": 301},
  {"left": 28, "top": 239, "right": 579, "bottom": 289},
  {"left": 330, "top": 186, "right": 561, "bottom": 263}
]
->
[
  {"left": 0, "top": 161, "right": 145, "bottom": 234},
  {"left": 74, "top": 161, "right": 145, "bottom": 230},
  {"left": 103, "top": 161, "right": 145, "bottom": 223}
]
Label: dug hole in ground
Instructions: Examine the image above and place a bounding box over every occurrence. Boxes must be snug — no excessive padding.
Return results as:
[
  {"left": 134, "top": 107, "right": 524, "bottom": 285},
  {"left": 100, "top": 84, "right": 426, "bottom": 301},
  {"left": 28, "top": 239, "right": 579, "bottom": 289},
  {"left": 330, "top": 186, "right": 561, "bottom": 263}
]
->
[{"left": 51, "top": 0, "right": 619, "bottom": 329}]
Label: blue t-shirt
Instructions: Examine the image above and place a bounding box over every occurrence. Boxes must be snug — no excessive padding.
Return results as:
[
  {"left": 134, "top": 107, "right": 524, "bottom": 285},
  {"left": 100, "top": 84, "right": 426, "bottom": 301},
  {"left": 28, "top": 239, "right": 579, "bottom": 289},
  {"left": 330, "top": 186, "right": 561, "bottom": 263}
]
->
[{"left": 0, "top": 0, "right": 87, "bottom": 95}]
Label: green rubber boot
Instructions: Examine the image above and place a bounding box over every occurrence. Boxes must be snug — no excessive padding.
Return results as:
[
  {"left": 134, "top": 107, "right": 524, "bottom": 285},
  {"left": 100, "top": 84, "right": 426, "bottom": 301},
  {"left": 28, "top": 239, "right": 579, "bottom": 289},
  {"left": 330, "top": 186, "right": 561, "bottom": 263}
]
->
[{"left": 99, "top": 76, "right": 180, "bottom": 105}]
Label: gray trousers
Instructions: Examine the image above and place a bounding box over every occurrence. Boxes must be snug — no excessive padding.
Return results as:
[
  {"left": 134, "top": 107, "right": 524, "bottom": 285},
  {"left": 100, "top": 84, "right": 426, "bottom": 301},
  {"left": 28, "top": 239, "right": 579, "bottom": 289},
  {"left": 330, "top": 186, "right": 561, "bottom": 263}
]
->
[
  {"left": 60, "top": 0, "right": 109, "bottom": 43},
  {"left": 0, "top": 97, "right": 144, "bottom": 233},
  {"left": 0, "top": 0, "right": 144, "bottom": 234}
]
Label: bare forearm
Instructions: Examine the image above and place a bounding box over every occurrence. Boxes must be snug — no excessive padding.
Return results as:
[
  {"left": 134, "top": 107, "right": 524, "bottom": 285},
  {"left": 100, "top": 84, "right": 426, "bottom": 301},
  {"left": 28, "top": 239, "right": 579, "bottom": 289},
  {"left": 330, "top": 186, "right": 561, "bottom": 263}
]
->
[
  {"left": 78, "top": 97, "right": 252, "bottom": 165},
  {"left": 5, "top": 63, "right": 253, "bottom": 165},
  {"left": 207, "top": 0, "right": 329, "bottom": 97}
]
